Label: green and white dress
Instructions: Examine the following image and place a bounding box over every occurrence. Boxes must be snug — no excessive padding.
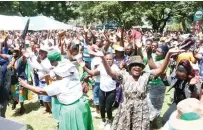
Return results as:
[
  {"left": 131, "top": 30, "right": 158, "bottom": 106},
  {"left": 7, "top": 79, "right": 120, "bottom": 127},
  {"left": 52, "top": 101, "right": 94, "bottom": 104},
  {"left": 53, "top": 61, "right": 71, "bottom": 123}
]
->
[{"left": 44, "top": 64, "right": 94, "bottom": 130}]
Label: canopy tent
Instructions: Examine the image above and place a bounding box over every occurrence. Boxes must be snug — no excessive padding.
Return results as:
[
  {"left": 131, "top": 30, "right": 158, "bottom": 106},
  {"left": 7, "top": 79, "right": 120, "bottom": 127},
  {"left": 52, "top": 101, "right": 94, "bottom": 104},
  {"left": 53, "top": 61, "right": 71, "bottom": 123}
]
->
[
  {"left": 0, "top": 15, "right": 26, "bottom": 30},
  {"left": 29, "top": 16, "right": 73, "bottom": 30},
  {"left": 0, "top": 15, "right": 73, "bottom": 30}
]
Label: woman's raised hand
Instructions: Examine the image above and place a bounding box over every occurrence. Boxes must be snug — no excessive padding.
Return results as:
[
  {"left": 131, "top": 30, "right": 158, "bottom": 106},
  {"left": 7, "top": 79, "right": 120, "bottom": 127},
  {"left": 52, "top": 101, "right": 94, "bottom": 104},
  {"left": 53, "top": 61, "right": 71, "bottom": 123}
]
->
[
  {"left": 92, "top": 49, "right": 104, "bottom": 57},
  {"left": 190, "top": 76, "right": 201, "bottom": 85},
  {"left": 168, "top": 47, "right": 185, "bottom": 54}
]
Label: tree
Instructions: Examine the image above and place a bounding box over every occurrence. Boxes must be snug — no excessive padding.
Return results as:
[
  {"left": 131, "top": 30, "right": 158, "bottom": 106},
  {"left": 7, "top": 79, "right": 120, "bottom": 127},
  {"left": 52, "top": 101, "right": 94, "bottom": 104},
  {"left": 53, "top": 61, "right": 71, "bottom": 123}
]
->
[
  {"left": 0, "top": 1, "right": 79, "bottom": 22},
  {"left": 143, "top": 1, "right": 175, "bottom": 33},
  {"left": 36, "top": 1, "right": 79, "bottom": 22},
  {"left": 76, "top": 1, "right": 144, "bottom": 29},
  {"left": 172, "top": 1, "right": 202, "bottom": 33},
  {"left": 74, "top": 2, "right": 98, "bottom": 24}
]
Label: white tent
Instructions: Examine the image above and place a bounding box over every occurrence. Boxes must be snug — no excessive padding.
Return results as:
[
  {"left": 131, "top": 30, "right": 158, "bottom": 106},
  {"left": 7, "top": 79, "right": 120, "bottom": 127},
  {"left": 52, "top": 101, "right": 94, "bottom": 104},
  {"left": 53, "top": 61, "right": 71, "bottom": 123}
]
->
[
  {"left": 29, "top": 16, "right": 73, "bottom": 30},
  {"left": 0, "top": 15, "right": 73, "bottom": 30},
  {"left": 0, "top": 15, "right": 26, "bottom": 30}
]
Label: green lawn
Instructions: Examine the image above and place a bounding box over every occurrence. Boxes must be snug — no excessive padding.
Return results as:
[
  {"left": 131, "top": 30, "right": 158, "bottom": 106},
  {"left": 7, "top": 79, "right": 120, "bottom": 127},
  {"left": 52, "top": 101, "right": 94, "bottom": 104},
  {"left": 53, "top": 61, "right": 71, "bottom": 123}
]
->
[{"left": 6, "top": 88, "right": 174, "bottom": 130}]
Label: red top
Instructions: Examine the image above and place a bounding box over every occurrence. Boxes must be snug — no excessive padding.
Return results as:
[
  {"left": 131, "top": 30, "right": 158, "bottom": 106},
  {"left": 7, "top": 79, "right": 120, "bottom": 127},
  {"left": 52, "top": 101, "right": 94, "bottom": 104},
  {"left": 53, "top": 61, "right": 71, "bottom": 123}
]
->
[{"left": 131, "top": 29, "right": 142, "bottom": 39}]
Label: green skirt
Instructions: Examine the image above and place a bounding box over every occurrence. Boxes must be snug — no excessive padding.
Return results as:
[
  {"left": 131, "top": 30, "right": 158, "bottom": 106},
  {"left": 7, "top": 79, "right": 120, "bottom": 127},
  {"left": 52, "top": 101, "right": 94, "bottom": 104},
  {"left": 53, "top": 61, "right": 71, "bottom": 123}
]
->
[
  {"left": 58, "top": 97, "right": 94, "bottom": 130},
  {"left": 52, "top": 97, "right": 61, "bottom": 120}
]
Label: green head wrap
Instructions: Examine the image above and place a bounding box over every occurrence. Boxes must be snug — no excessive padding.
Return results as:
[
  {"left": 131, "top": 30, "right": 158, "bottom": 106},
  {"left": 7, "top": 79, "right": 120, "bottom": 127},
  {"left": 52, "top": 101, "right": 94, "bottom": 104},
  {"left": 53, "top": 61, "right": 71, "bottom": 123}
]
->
[{"left": 48, "top": 50, "right": 62, "bottom": 61}]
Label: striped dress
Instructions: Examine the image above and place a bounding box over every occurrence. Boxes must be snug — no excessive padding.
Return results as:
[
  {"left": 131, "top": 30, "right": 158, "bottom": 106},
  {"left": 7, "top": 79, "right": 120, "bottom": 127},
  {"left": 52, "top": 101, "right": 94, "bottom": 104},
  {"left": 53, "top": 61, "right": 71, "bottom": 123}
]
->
[{"left": 81, "top": 40, "right": 92, "bottom": 68}]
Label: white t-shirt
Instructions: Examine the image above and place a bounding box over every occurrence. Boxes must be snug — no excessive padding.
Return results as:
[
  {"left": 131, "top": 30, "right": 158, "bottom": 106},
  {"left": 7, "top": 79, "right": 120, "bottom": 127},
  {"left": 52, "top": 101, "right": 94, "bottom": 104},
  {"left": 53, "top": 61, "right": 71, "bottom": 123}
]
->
[
  {"left": 38, "top": 58, "right": 52, "bottom": 81},
  {"left": 44, "top": 67, "right": 83, "bottom": 105},
  {"left": 97, "top": 64, "right": 119, "bottom": 92},
  {"left": 41, "top": 58, "right": 52, "bottom": 72},
  {"left": 91, "top": 57, "right": 102, "bottom": 83}
]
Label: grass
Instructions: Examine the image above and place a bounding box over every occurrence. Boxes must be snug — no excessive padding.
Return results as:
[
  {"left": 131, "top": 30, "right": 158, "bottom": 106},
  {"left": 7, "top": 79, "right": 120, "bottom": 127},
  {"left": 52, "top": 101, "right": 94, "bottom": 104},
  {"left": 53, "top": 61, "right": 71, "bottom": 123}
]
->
[{"left": 5, "top": 87, "right": 174, "bottom": 130}]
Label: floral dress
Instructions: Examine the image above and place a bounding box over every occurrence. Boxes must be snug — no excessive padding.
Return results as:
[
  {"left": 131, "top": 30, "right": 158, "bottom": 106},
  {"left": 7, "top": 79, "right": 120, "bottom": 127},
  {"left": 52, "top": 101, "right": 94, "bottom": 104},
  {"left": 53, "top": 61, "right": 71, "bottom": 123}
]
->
[{"left": 111, "top": 69, "right": 154, "bottom": 130}]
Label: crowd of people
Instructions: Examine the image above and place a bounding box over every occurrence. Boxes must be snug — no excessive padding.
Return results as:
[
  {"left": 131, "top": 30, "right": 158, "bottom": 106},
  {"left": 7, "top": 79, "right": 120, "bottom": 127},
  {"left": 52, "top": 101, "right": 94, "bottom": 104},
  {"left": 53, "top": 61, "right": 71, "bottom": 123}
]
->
[{"left": 0, "top": 26, "right": 203, "bottom": 130}]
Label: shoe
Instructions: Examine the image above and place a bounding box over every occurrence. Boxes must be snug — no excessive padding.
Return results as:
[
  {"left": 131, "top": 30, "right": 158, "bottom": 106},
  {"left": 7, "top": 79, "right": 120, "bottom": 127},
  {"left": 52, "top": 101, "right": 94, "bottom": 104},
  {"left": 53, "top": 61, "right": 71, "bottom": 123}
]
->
[
  {"left": 99, "top": 120, "right": 107, "bottom": 129},
  {"left": 92, "top": 112, "right": 100, "bottom": 118}
]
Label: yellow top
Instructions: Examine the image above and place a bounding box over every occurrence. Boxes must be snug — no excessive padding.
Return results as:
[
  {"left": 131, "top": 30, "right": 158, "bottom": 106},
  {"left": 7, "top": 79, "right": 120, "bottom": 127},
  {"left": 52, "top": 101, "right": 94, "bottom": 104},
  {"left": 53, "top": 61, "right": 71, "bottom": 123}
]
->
[{"left": 177, "top": 52, "right": 196, "bottom": 64}]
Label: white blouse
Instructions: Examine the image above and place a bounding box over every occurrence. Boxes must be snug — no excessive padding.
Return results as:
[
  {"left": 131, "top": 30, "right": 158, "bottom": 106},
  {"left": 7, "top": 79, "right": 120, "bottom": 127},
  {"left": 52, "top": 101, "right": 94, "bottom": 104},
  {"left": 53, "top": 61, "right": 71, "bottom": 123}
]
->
[{"left": 44, "top": 66, "right": 83, "bottom": 105}]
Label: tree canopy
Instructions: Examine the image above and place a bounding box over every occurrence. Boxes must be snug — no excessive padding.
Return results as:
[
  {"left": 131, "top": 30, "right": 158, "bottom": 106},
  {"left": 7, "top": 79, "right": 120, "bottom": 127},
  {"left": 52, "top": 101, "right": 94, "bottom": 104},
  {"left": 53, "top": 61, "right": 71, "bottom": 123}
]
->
[
  {"left": 0, "top": 1, "right": 202, "bottom": 32},
  {"left": 76, "top": 1, "right": 203, "bottom": 32},
  {"left": 0, "top": 1, "right": 78, "bottom": 22}
]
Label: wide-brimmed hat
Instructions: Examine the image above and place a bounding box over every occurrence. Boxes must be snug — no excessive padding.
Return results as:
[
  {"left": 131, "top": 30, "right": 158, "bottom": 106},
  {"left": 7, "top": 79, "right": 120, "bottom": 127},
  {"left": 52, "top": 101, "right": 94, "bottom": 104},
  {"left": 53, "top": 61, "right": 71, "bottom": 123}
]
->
[
  {"left": 127, "top": 56, "right": 145, "bottom": 69},
  {"left": 169, "top": 98, "right": 203, "bottom": 130}
]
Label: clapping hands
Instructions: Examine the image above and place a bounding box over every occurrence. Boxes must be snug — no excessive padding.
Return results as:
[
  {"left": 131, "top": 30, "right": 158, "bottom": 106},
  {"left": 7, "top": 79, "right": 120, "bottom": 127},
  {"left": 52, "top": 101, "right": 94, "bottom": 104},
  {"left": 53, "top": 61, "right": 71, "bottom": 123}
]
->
[{"left": 88, "top": 45, "right": 104, "bottom": 57}]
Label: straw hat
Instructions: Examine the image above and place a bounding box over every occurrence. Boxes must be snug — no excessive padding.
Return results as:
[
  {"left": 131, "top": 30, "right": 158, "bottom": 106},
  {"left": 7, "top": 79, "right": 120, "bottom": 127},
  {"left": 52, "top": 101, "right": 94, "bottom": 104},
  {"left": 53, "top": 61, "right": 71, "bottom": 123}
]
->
[{"left": 169, "top": 98, "right": 203, "bottom": 130}]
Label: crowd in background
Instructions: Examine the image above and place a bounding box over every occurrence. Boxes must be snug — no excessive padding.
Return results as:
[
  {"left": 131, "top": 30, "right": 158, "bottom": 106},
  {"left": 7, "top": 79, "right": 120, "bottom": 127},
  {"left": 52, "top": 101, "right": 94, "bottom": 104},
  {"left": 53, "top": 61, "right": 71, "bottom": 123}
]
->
[{"left": 0, "top": 26, "right": 203, "bottom": 130}]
